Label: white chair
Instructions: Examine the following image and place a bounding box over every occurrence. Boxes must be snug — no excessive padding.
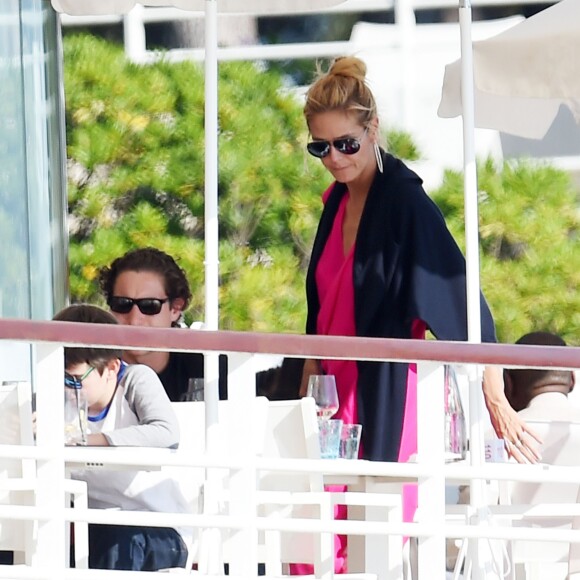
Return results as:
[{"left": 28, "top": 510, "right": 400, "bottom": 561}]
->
[
  {"left": 0, "top": 381, "right": 88, "bottom": 568},
  {"left": 0, "top": 381, "right": 37, "bottom": 564},
  {"left": 567, "top": 486, "right": 580, "bottom": 580},
  {"left": 257, "top": 397, "right": 330, "bottom": 576},
  {"left": 169, "top": 397, "right": 380, "bottom": 578},
  {"left": 169, "top": 397, "right": 269, "bottom": 572},
  {"left": 448, "top": 421, "right": 580, "bottom": 580},
  {"left": 256, "top": 398, "right": 379, "bottom": 580},
  {"left": 500, "top": 421, "right": 580, "bottom": 580},
  {"left": 451, "top": 421, "right": 580, "bottom": 580}
]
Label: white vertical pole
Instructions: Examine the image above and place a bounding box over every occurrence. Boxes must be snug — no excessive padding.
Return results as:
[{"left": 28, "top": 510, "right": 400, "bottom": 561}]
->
[
  {"left": 204, "top": 0, "right": 220, "bottom": 450},
  {"left": 123, "top": 5, "right": 146, "bottom": 62},
  {"left": 33, "top": 343, "right": 66, "bottom": 576},
  {"left": 200, "top": 1, "right": 223, "bottom": 574},
  {"left": 459, "top": 0, "right": 481, "bottom": 347},
  {"left": 226, "top": 353, "right": 258, "bottom": 577},
  {"left": 459, "top": 3, "right": 495, "bottom": 578},
  {"left": 394, "top": 0, "right": 415, "bottom": 130},
  {"left": 416, "top": 362, "right": 446, "bottom": 580}
]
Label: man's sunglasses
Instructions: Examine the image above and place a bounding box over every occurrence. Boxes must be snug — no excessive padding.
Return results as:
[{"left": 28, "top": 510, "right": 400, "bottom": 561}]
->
[
  {"left": 306, "top": 128, "right": 368, "bottom": 159},
  {"left": 108, "top": 296, "right": 169, "bottom": 316},
  {"left": 65, "top": 366, "right": 95, "bottom": 390}
]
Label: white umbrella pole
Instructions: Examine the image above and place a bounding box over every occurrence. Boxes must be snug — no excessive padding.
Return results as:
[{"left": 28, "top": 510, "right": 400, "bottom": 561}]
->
[
  {"left": 459, "top": 0, "right": 481, "bottom": 346},
  {"left": 201, "top": 1, "right": 223, "bottom": 575},
  {"left": 203, "top": 0, "right": 220, "bottom": 449},
  {"left": 204, "top": 0, "right": 219, "bottom": 337},
  {"left": 460, "top": 2, "right": 497, "bottom": 579},
  {"left": 459, "top": 0, "right": 486, "bottom": 476}
]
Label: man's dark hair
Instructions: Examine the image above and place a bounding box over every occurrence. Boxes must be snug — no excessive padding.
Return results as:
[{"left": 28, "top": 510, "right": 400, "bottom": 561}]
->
[
  {"left": 53, "top": 304, "right": 122, "bottom": 372},
  {"left": 98, "top": 248, "right": 192, "bottom": 309},
  {"left": 514, "top": 331, "right": 569, "bottom": 385},
  {"left": 504, "top": 331, "right": 573, "bottom": 411}
]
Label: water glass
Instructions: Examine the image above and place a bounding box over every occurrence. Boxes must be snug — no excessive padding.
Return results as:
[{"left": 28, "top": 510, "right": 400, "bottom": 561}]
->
[
  {"left": 181, "top": 378, "right": 204, "bottom": 402},
  {"left": 318, "top": 418, "right": 343, "bottom": 459},
  {"left": 64, "top": 387, "right": 88, "bottom": 446},
  {"left": 444, "top": 365, "right": 467, "bottom": 461},
  {"left": 339, "top": 423, "right": 362, "bottom": 459}
]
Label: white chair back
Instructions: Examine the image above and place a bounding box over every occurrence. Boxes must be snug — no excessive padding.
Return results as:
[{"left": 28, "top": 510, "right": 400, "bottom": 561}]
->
[
  {"left": 0, "top": 381, "right": 36, "bottom": 559},
  {"left": 511, "top": 420, "right": 580, "bottom": 506},
  {"left": 257, "top": 397, "right": 330, "bottom": 575},
  {"left": 169, "top": 396, "right": 269, "bottom": 568},
  {"left": 260, "top": 397, "right": 321, "bottom": 491},
  {"left": 508, "top": 420, "right": 580, "bottom": 579},
  {"left": 568, "top": 486, "right": 580, "bottom": 579},
  {"left": 172, "top": 396, "right": 269, "bottom": 457}
]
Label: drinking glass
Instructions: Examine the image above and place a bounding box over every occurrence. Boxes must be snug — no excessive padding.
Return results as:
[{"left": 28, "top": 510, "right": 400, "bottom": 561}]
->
[
  {"left": 307, "top": 375, "right": 339, "bottom": 420},
  {"left": 64, "top": 387, "right": 88, "bottom": 446},
  {"left": 318, "top": 419, "right": 343, "bottom": 459},
  {"left": 339, "top": 423, "right": 362, "bottom": 459},
  {"left": 444, "top": 365, "right": 467, "bottom": 462},
  {"left": 181, "top": 378, "right": 205, "bottom": 402}
]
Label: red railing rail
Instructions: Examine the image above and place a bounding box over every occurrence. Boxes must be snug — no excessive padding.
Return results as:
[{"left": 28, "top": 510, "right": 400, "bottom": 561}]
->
[{"left": 0, "top": 317, "right": 578, "bottom": 370}]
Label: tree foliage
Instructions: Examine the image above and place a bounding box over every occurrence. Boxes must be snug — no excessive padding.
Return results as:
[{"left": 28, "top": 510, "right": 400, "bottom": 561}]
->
[
  {"left": 65, "top": 34, "right": 580, "bottom": 344},
  {"left": 64, "top": 34, "right": 329, "bottom": 330},
  {"left": 432, "top": 159, "right": 580, "bottom": 344}
]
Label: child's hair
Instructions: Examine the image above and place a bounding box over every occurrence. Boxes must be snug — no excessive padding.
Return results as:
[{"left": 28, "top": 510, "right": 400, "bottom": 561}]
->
[{"left": 53, "top": 304, "right": 122, "bottom": 372}]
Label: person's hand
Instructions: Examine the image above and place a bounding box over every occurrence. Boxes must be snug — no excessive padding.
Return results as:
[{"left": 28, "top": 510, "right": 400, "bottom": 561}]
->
[
  {"left": 482, "top": 365, "right": 542, "bottom": 463},
  {"left": 485, "top": 397, "right": 542, "bottom": 463}
]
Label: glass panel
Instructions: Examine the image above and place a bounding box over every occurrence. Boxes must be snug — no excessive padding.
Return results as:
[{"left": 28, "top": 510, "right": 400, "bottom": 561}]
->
[
  {"left": 0, "top": 0, "right": 67, "bottom": 320},
  {"left": 0, "top": 0, "right": 68, "bottom": 382},
  {"left": 0, "top": 0, "right": 31, "bottom": 319}
]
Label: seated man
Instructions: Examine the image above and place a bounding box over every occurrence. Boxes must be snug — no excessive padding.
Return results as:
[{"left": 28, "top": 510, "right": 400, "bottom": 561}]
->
[
  {"left": 504, "top": 331, "right": 579, "bottom": 422},
  {"left": 448, "top": 332, "right": 577, "bottom": 574},
  {"left": 98, "top": 247, "right": 227, "bottom": 402},
  {"left": 503, "top": 332, "right": 579, "bottom": 579},
  {"left": 54, "top": 304, "right": 189, "bottom": 571}
]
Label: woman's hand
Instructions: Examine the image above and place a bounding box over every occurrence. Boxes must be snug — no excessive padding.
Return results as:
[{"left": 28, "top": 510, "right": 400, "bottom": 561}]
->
[{"left": 483, "top": 366, "right": 542, "bottom": 463}]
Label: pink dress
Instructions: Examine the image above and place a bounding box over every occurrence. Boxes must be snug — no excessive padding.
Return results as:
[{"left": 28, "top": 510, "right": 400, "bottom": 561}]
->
[{"left": 293, "top": 190, "right": 424, "bottom": 574}]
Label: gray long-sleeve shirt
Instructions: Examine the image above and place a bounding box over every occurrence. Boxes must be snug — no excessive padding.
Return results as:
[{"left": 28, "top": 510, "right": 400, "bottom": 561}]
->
[{"left": 101, "top": 363, "right": 179, "bottom": 448}]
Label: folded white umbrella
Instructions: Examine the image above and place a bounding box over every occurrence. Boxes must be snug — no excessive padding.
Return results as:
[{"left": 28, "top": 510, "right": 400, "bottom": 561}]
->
[{"left": 439, "top": 0, "right": 580, "bottom": 139}]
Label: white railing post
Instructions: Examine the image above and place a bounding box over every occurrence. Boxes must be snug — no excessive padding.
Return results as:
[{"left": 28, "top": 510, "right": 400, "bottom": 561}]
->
[
  {"left": 417, "top": 361, "right": 446, "bottom": 580},
  {"left": 224, "top": 352, "right": 258, "bottom": 577},
  {"left": 123, "top": 5, "right": 146, "bottom": 62},
  {"left": 198, "top": 350, "right": 223, "bottom": 575},
  {"left": 33, "top": 342, "right": 66, "bottom": 575}
]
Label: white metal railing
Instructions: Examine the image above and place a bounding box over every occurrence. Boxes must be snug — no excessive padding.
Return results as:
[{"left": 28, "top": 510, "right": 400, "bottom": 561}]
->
[{"left": 1, "top": 319, "right": 580, "bottom": 579}]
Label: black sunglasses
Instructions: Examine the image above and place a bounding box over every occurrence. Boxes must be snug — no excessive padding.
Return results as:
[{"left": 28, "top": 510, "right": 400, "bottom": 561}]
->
[
  {"left": 108, "top": 296, "right": 169, "bottom": 316},
  {"left": 306, "top": 128, "right": 368, "bottom": 159}
]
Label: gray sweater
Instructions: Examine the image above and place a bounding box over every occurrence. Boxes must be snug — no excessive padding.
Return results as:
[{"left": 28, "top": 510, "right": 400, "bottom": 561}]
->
[{"left": 101, "top": 363, "right": 179, "bottom": 448}]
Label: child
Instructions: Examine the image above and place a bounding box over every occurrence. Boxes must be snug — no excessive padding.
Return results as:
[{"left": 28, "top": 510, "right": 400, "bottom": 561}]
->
[{"left": 54, "top": 304, "right": 189, "bottom": 571}]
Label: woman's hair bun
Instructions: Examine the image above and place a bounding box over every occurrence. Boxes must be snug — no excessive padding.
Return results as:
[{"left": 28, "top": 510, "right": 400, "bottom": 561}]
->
[{"left": 328, "top": 56, "right": 367, "bottom": 82}]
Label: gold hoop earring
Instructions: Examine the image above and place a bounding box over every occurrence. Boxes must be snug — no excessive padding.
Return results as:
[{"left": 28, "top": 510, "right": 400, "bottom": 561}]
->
[{"left": 374, "top": 142, "right": 384, "bottom": 174}]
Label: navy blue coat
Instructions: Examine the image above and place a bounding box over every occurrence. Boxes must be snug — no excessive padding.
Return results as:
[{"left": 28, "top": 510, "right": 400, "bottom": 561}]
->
[{"left": 305, "top": 151, "right": 496, "bottom": 462}]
